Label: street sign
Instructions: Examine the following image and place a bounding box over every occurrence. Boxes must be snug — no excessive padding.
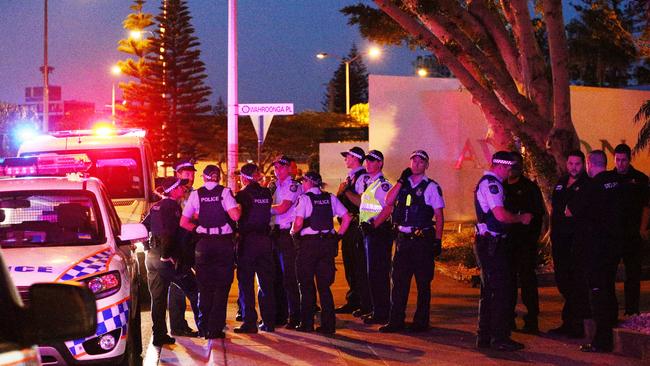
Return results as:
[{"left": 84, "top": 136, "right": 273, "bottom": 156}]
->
[
  {"left": 251, "top": 114, "right": 274, "bottom": 144},
  {"left": 238, "top": 103, "right": 294, "bottom": 115}
]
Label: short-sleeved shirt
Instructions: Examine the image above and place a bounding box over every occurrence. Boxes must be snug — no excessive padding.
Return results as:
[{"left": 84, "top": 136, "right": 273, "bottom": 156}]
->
[
  {"left": 365, "top": 173, "right": 391, "bottom": 207},
  {"left": 475, "top": 171, "right": 505, "bottom": 235},
  {"left": 295, "top": 187, "right": 348, "bottom": 235},
  {"left": 397, "top": 175, "right": 445, "bottom": 232},
  {"left": 272, "top": 176, "right": 302, "bottom": 229},
  {"left": 182, "top": 181, "right": 238, "bottom": 234},
  {"left": 347, "top": 167, "right": 370, "bottom": 195}
]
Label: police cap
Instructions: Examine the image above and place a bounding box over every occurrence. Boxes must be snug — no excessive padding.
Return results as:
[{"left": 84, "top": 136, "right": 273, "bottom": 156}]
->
[
  {"left": 410, "top": 150, "right": 429, "bottom": 162},
  {"left": 240, "top": 163, "right": 258, "bottom": 181},
  {"left": 340, "top": 146, "right": 365, "bottom": 161},
  {"left": 491, "top": 151, "right": 516, "bottom": 166},
  {"left": 161, "top": 177, "right": 188, "bottom": 194},
  {"left": 174, "top": 158, "right": 196, "bottom": 172},
  {"left": 203, "top": 164, "right": 220, "bottom": 178},
  {"left": 273, "top": 155, "right": 292, "bottom": 166},
  {"left": 365, "top": 150, "right": 384, "bottom": 162},
  {"left": 299, "top": 171, "right": 323, "bottom": 186}
]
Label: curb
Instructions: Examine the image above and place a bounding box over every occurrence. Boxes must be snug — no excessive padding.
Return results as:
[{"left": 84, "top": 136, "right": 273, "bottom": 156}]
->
[{"left": 614, "top": 328, "right": 650, "bottom": 361}]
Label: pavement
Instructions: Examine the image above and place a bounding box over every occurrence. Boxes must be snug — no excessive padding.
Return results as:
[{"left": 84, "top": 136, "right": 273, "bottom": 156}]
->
[{"left": 140, "top": 258, "right": 650, "bottom": 365}]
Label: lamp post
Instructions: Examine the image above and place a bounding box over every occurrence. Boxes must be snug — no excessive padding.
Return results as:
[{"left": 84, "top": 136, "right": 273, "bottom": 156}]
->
[
  {"left": 317, "top": 46, "right": 381, "bottom": 115},
  {"left": 42, "top": 0, "right": 49, "bottom": 132},
  {"left": 111, "top": 65, "right": 122, "bottom": 124}
]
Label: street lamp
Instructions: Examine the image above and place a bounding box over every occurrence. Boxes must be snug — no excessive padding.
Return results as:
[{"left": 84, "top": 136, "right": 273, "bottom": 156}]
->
[
  {"left": 417, "top": 67, "right": 429, "bottom": 77},
  {"left": 110, "top": 65, "right": 122, "bottom": 124},
  {"left": 316, "top": 46, "right": 381, "bottom": 115}
]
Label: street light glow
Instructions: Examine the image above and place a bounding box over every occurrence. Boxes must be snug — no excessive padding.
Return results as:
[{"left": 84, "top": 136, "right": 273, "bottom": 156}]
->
[
  {"left": 316, "top": 52, "right": 328, "bottom": 59},
  {"left": 129, "top": 30, "right": 143, "bottom": 40},
  {"left": 368, "top": 46, "right": 381, "bottom": 59},
  {"left": 111, "top": 65, "right": 121, "bottom": 75},
  {"left": 417, "top": 68, "right": 429, "bottom": 77}
]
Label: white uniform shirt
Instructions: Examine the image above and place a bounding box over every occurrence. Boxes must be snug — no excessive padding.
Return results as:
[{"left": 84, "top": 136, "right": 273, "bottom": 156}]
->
[
  {"left": 182, "top": 182, "right": 238, "bottom": 234},
  {"left": 353, "top": 171, "right": 372, "bottom": 195},
  {"left": 397, "top": 175, "right": 445, "bottom": 232},
  {"left": 294, "top": 187, "right": 348, "bottom": 235},
  {"left": 475, "top": 171, "right": 506, "bottom": 235},
  {"left": 364, "top": 173, "right": 391, "bottom": 206},
  {"left": 272, "top": 176, "right": 302, "bottom": 229}
]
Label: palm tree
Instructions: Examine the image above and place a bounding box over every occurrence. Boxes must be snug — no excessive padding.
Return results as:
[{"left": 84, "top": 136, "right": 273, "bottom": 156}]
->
[{"left": 634, "top": 99, "right": 650, "bottom": 152}]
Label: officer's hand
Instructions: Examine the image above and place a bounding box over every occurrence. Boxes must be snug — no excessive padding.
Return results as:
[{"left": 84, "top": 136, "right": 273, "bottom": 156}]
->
[
  {"left": 398, "top": 168, "right": 413, "bottom": 184},
  {"left": 195, "top": 225, "right": 207, "bottom": 234},
  {"left": 337, "top": 181, "right": 347, "bottom": 195},
  {"left": 360, "top": 221, "right": 373, "bottom": 235},
  {"left": 160, "top": 256, "right": 176, "bottom": 265},
  {"left": 432, "top": 238, "right": 442, "bottom": 258},
  {"left": 519, "top": 213, "right": 533, "bottom": 225},
  {"left": 564, "top": 206, "right": 573, "bottom": 217}
]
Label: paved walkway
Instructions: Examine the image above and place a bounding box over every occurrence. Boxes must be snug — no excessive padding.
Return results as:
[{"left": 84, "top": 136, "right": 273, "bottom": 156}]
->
[{"left": 141, "top": 259, "right": 650, "bottom": 365}]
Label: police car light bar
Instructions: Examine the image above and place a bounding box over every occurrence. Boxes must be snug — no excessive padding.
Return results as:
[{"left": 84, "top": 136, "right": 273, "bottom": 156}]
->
[
  {"left": 48, "top": 127, "right": 146, "bottom": 138},
  {"left": 1, "top": 154, "right": 92, "bottom": 176}
]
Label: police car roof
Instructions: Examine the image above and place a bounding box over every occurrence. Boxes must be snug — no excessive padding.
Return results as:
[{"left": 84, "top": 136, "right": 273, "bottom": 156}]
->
[
  {"left": 0, "top": 176, "right": 103, "bottom": 192},
  {"left": 18, "top": 132, "right": 146, "bottom": 155}
]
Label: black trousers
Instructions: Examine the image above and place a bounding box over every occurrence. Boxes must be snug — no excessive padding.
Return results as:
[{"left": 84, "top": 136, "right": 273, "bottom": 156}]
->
[
  {"left": 167, "top": 269, "right": 200, "bottom": 332},
  {"left": 296, "top": 236, "right": 337, "bottom": 330},
  {"left": 341, "top": 219, "right": 370, "bottom": 311},
  {"left": 621, "top": 234, "right": 643, "bottom": 315},
  {"left": 508, "top": 232, "right": 539, "bottom": 324},
  {"left": 551, "top": 230, "right": 591, "bottom": 329},
  {"left": 272, "top": 229, "right": 301, "bottom": 323},
  {"left": 237, "top": 232, "right": 276, "bottom": 326},
  {"left": 389, "top": 234, "right": 435, "bottom": 327},
  {"left": 195, "top": 235, "right": 235, "bottom": 335},
  {"left": 474, "top": 234, "right": 514, "bottom": 342},
  {"left": 145, "top": 248, "right": 175, "bottom": 338},
  {"left": 587, "top": 257, "right": 619, "bottom": 349},
  {"left": 364, "top": 226, "right": 394, "bottom": 320}
]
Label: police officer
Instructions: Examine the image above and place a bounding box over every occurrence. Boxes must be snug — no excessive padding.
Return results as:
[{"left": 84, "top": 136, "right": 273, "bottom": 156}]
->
[
  {"left": 474, "top": 151, "right": 532, "bottom": 351},
  {"left": 549, "top": 150, "right": 591, "bottom": 338},
  {"left": 168, "top": 158, "right": 200, "bottom": 338},
  {"left": 180, "top": 165, "right": 241, "bottom": 339},
  {"left": 269, "top": 155, "right": 303, "bottom": 329},
  {"left": 143, "top": 176, "right": 188, "bottom": 347},
  {"left": 381, "top": 150, "right": 444, "bottom": 333},
  {"left": 335, "top": 146, "right": 371, "bottom": 316},
  {"left": 503, "top": 152, "right": 545, "bottom": 333},
  {"left": 358, "top": 149, "right": 393, "bottom": 324},
  {"left": 611, "top": 143, "right": 649, "bottom": 316},
  {"left": 291, "top": 171, "right": 352, "bottom": 334},
  {"left": 567, "top": 150, "right": 624, "bottom": 353},
  {"left": 234, "top": 163, "right": 276, "bottom": 333}
]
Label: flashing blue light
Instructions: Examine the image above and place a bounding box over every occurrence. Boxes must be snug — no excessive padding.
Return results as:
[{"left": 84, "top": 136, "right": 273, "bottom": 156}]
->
[{"left": 15, "top": 126, "right": 39, "bottom": 143}]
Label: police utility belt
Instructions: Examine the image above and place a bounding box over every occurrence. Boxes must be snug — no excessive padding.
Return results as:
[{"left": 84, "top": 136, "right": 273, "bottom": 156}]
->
[
  {"left": 196, "top": 226, "right": 231, "bottom": 236},
  {"left": 396, "top": 226, "right": 434, "bottom": 240},
  {"left": 299, "top": 231, "right": 338, "bottom": 240}
]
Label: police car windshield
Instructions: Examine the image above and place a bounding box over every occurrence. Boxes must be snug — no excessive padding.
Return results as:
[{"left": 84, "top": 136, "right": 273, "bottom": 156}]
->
[
  {"left": 21, "top": 148, "right": 144, "bottom": 199},
  {"left": 0, "top": 191, "right": 104, "bottom": 248}
]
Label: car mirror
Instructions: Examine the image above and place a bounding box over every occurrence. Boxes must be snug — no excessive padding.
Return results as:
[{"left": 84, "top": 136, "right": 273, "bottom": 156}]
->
[
  {"left": 119, "top": 223, "right": 148, "bottom": 244},
  {"left": 26, "top": 282, "right": 97, "bottom": 344}
]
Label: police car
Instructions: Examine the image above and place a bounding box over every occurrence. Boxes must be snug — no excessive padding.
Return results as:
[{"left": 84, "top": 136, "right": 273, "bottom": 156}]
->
[{"left": 0, "top": 155, "right": 147, "bottom": 365}]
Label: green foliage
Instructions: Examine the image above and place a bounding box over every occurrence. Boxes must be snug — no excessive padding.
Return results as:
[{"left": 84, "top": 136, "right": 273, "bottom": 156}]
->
[
  {"left": 633, "top": 99, "right": 650, "bottom": 153},
  {"left": 439, "top": 227, "right": 477, "bottom": 268},
  {"left": 322, "top": 44, "right": 369, "bottom": 113},
  {"left": 340, "top": 4, "right": 420, "bottom": 49}
]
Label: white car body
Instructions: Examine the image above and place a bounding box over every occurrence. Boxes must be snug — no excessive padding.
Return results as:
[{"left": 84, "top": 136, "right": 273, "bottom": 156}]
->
[{"left": 0, "top": 176, "right": 146, "bottom": 365}]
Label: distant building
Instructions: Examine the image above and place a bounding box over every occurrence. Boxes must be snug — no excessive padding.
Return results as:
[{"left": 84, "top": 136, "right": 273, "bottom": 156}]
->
[
  {"left": 24, "top": 86, "right": 64, "bottom": 130},
  {"left": 23, "top": 86, "right": 97, "bottom": 131}
]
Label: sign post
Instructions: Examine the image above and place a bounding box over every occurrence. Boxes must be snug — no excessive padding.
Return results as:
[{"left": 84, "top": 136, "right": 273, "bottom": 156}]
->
[{"left": 239, "top": 103, "right": 294, "bottom": 166}]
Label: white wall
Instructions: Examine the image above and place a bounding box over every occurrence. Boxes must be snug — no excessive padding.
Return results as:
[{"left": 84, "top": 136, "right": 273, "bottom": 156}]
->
[{"left": 367, "top": 74, "right": 650, "bottom": 222}]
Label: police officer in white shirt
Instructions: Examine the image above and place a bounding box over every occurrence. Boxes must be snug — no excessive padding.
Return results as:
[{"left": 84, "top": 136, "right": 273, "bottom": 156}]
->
[
  {"left": 180, "top": 165, "right": 241, "bottom": 339},
  {"left": 381, "top": 150, "right": 445, "bottom": 333},
  {"left": 269, "top": 155, "right": 303, "bottom": 329},
  {"left": 473, "top": 151, "right": 532, "bottom": 351},
  {"left": 291, "top": 171, "right": 352, "bottom": 334}
]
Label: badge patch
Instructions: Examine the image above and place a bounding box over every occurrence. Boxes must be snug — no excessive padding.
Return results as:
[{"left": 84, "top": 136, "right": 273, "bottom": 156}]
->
[
  {"left": 489, "top": 184, "right": 500, "bottom": 194},
  {"left": 363, "top": 175, "right": 370, "bottom": 182},
  {"left": 437, "top": 186, "right": 443, "bottom": 197},
  {"left": 290, "top": 184, "right": 298, "bottom": 192},
  {"left": 555, "top": 185, "right": 563, "bottom": 191},
  {"left": 415, "top": 188, "right": 423, "bottom": 196},
  {"left": 381, "top": 182, "right": 390, "bottom": 192}
]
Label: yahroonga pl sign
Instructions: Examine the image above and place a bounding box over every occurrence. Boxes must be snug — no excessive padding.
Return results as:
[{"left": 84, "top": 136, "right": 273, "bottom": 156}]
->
[{"left": 238, "top": 103, "right": 294, "bottom": 115}]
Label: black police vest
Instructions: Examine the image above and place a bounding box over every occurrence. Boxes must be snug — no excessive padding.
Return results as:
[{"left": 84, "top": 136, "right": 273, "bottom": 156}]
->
[
  {"left": 197, "top": 185, "right": 228, "bottom": 228},
  {"left": 474, "top": 175, "right": 510, "bottom": 234},
  {"left": 239, "top": 183, "right": 272, "bottom": 233},
  {"left": 393, "top": 179, "right": 435, "bottom": 228},
  {"left": 337, "top": 168, "right": 367, "bottom": 214},
  {"left": 149, "top": 198, "right": 180, "bottom": 236},
  {"left": 303, "top": 192, "right": 334, "bottom": 231}
]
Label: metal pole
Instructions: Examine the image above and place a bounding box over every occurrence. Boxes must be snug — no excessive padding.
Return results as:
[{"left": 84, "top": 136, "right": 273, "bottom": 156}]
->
[
  {"left": 257, "top": 115, "right": 263, "bottom": 166},
  {"left": 227, "top": 0, "right": 238, "bottom": 189},
  {"left": 345, "top": 61, "right": 350, "bottom": 115},
  {"left": 43, "top": 0, "right": 49, "bottom": 132}
]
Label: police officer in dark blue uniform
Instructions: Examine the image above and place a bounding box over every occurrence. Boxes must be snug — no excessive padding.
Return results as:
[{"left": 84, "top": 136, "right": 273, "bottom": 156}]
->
[
  {"left": 143, "top": 176, "right": 188, "bottom": 347},
  {"left": 291, "top": 172, "right": 352, "bottom": 334},
  {"left": 180, "top": 165, "right": 241, "bottom": 339},
  {"left": 503, "top": 152, "right": 545, "bottom": 333},
  {"left": 234, "top": 163, "right": 276, "bottom": 333},
  {"left": 568, "top": 150, "right": 624, "bottom": 353},
  {"left": 549, "top": 150, "right": 591, "bottom": 338},
  {"left": 474, "top": 151, "right": 532, "bottom": 351},
  {"left": 168, "top": 158, "right": 200, "bottom": 338},
  {"left": 381, "top": 150, "right": 444, "bottom": 333},
  {"left": 335, "top": 146, "right": 371, "bottom": 316},
  {"left": 611, "top": 143, "right": 649, "bottom": 316}
]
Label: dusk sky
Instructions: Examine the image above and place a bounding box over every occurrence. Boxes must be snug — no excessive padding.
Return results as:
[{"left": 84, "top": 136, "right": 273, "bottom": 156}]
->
[{"left": 0, "top": 0, "right": 433, "bottom": 113}]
